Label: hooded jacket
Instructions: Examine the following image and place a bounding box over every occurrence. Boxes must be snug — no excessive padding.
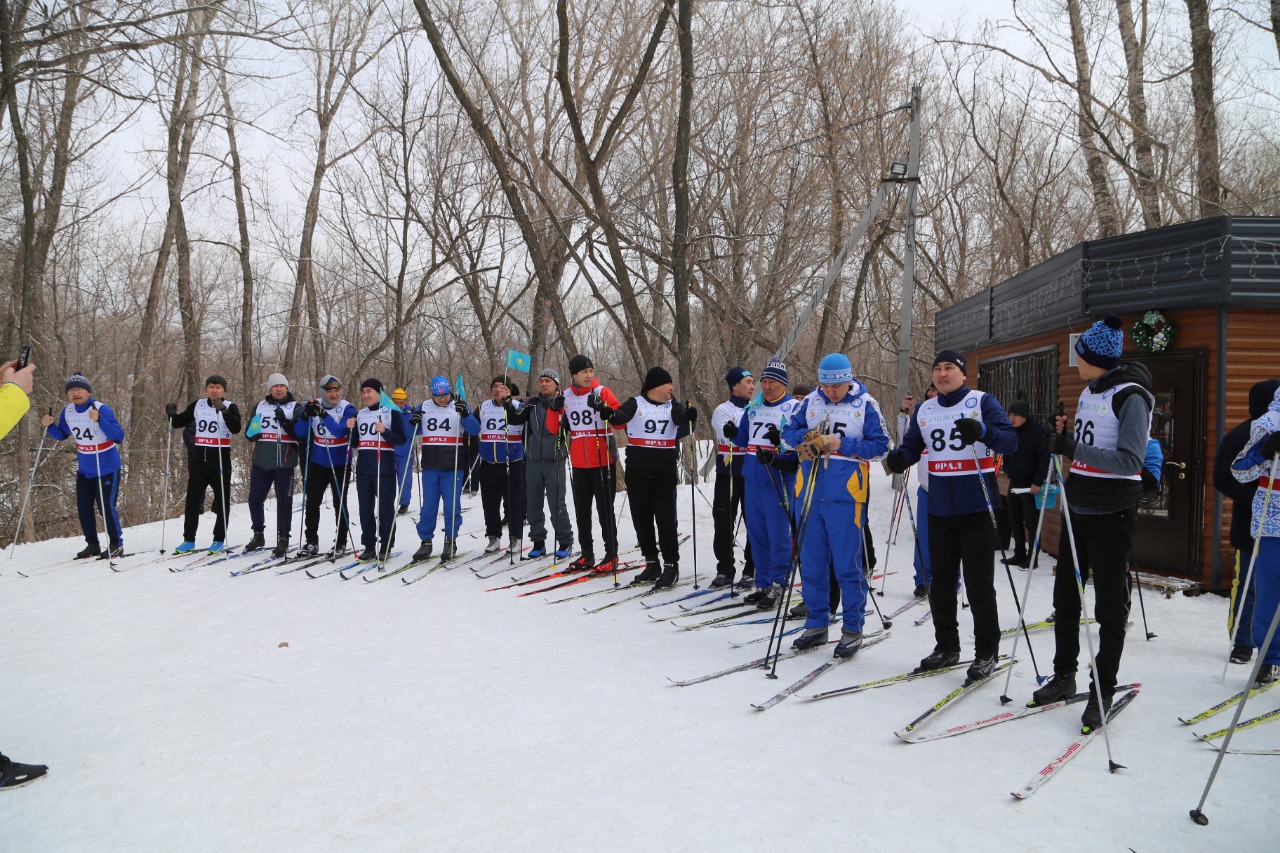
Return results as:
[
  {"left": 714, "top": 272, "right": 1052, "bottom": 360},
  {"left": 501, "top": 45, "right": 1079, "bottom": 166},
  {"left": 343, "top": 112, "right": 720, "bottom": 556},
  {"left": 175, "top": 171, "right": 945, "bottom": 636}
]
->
[{"left": 1214, "top": 379, "right": 1280, "bottom": 550}]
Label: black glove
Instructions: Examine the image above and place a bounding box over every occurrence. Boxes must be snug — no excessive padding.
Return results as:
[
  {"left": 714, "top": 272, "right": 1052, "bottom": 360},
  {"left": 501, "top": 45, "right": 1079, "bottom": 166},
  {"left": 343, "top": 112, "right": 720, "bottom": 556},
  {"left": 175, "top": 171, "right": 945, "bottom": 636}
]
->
[
  {"left": 164, "top": 402, "right": 177, "bottom": 418},
  {"left": 598, "top": 405, "right": 615, "bottom": 420},
  {"left": 304, "top": 400, "right": 323, "bottom": 419},
  {"left": 454, "top": 400, "right": 469, "bottom": 417},
  {"left": 954, "top": 417, "right": 984, "bottom": 447},
  {"left": 587, "top": 392, "right": 606, "bottom": 412},
  {"left": 550, "top": 394, "right": 565, "bottom": 412},
  {"left": 722, "top": 421, "right": 738, "bottom": 440},
  {"left": 275, "top": 405, "right": 287, "bottom": 424},
  {"left": 771, "top": 456, "right": 799, "bottom": 474},
  {"left": 686, "top": 406, "right": 698, "bottom": 428},
  {"left": 1054, "top": 429, "right": 1078, "bottom": 458},
  {"left": 756, "top": 448, "right": 775, "bottom": 465},
  {"left": 409, "top": 410, "right": 423, "bottom": 427},
  {"left": 1261, "top": 431, "right": 1280, "bottom": 458},
  {"left": 763, "top": 423, "right": 781, "bottom": 448},
  {"left": 885, "top": 449, "right": 911, "bottom": 474},
  {"left": 210, "top": 398, "right": 226, "bottom": 412}
]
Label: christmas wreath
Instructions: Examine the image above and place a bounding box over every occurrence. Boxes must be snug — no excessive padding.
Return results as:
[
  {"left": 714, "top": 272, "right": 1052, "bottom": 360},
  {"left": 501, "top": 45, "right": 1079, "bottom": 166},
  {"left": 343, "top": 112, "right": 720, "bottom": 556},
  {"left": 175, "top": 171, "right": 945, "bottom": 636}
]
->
[{"left": 1131, "top": 310, "right": 1175, "bottom": 354}]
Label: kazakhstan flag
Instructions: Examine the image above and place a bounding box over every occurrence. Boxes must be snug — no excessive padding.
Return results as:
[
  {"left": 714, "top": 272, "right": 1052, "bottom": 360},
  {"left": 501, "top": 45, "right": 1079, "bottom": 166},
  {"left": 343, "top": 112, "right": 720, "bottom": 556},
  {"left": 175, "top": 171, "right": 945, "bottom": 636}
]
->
[{"left": 506, "top": 348, "right": 532, "bottom": 373}]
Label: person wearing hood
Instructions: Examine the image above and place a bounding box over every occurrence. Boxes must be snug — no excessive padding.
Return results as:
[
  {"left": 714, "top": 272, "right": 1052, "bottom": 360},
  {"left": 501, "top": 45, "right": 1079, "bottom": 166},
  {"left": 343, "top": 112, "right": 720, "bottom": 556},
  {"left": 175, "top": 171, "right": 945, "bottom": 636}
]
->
[
  {"left": 1214, "top": 379, "right": 1280, "bottom": 664},
  {"left": 409, "top": 376, "right": 477, "bottom": 563},
  {"left": 1002, "top": 399, "right": 1050, "bottom": 568},
  {"left": 886, "top": 350, "right": 1018, "bottom": 682},
  {"left": 244, "top": 372, "right": 307, "bottom": 557},
  {"left": 782, "top": 354, "right": 890, "bottom": 657},
  {"left": 297, "top": 375, "right": 358, "bottom": 558},
  {"left": 710, "top": 367, "right": 756, "bottom": 589},
  {"left": 608, "top": 366, "right": 692, "bottom": 588},
  {"left": 560, "top": 354, "right": 624, "bottom": 574},
  {"left": 506, "top": 368, "right": 573, "bottom": 560},
  {"left": 165, "top": 375, "right": 243, "bottom": 553},
  {"left": 1031, "top": 315, "right": 1157, "bottom": 732},
  {"left": 42, "top": 373, "right": 127, "bottom": 559},
  {"left": 1231, "top": 385, "right": 1280, "bottom": 688}
]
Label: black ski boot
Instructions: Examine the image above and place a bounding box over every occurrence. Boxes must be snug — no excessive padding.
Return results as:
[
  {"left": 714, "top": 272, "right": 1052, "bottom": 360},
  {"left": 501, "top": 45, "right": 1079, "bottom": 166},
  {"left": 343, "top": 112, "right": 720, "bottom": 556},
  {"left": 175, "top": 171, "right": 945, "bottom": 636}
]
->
[
  {"left": 0, "top": 754, "right": 48, "bottom": 789},
  {"left": 710, "top": 572, "right": 733, "bottom": 589},
  {"left": 413, "top": 540, "right": 434, "bottom": 562},
  {"left": 246, "top": 531, "right": 266, "bottom": 552},
  {"left": 965, "top": 655, "right": 999, "bottom": 683},
  {"left": 735, "top": 572, "right": 755, "bottom": 590},
  {"left": 298, "top": 541, "right": 320, "bottom": 558},
  {"left": 789, "top": 601, "right": 810, "bottom": 618},
  {"left": 632, "top": 562, "right": 661, "bottom": 586},
  {"left": 272, "top": 536, "right": 290, "bottom": 558},
  {"left": 833, "top": 629, "right": 864, "bottom": 659},
  {"left": 1002, "top": 551, "right": 1028, "bottom": 567},
  {"left": 75, "top": 543, "right": 101, "bottom": 560},
  {"left": 1081, "top": 690, "right": 1114, "bottom": 733},
  {"left": 792, "top": 627, "right": 829, "bottom": 650},
  {"left": 1229, "top": 644, "right": 1253, "bottom": 665},
  {"left": 915, "top": 648, "right": 961, "bottom": 673},
  {"left": 912, "top": 584, "right": 929, "bottom": 599},
  {"left": 441, "top": 538, "right": 457, "bottom": 561},
  {"left": 1029, "top": 672, "right": 1077, "bottom": 707},
  {"left": 1256, "top": 664, "right": 1279, "bottom": 688},
  {"left": 654, "top": 564, "right": 679, "bottom": 589},
  {"left": 754, "top": 584, "right": 781, "bottom": 611}
]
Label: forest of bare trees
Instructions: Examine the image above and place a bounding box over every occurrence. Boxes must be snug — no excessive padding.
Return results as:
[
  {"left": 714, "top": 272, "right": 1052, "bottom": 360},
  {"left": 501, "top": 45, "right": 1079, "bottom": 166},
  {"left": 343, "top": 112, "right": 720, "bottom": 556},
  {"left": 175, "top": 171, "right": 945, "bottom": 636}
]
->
[{"left": 2, "top": 0, "right": 1277, "bottom": 544}]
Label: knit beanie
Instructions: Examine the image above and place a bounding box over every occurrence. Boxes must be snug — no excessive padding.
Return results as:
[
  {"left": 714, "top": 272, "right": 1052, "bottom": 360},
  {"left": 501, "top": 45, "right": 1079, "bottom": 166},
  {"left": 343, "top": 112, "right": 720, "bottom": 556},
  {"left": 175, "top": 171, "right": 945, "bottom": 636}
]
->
[
  {"left": 538, "top": 368, "right": 560, "bottom": 387},
  {"left": 932, "top": 350, "right": 967, "bottom": 375},
  {"left": 1074, "top": 315, "right": 1125, "bottom": 370},
  {"left": 817, "top": 353, "right": 853, "bottom": 384},
  {"left": 568, "top": 355, "right": 594, "bottom": 376},
  {"left": 760, "top": 359, "right": 789, "bottom": 387},
  {"left": 508, "top": 382, "right": 520, "bottom": 397},
  {"left": 65, "top": 372, "right": 91, "bottom": 394},
  {"left": 641, "top": 366, "right": 674, "bottom": 396},
  {"left": 391, "top": 387, "right": 408, "bottom": 402},
  {"left": 265, "top": 372, "right": 289, "bottom": 392},
  {"left": 360, "top": 378, "right": 383, "bottom": 394},
  {"left": 205, "top": 374, "right": 228, "bottom": 391},
  {"left": 725, "top": 366, "right": 751, "bottom": 391},
  {"left": 430, "top": 376, "right": 451, "bottom": 396},
  {"left": 1007, "top": 399, "right": 1032, "bottom": 419}
]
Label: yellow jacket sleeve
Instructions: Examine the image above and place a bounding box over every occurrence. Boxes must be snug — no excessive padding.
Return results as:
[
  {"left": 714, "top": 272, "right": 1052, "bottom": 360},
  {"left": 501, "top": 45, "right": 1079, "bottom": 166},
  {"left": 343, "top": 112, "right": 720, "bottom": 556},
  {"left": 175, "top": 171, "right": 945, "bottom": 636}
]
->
[{"left": 0, "top": 383, "right": 32, "bottom": 440}]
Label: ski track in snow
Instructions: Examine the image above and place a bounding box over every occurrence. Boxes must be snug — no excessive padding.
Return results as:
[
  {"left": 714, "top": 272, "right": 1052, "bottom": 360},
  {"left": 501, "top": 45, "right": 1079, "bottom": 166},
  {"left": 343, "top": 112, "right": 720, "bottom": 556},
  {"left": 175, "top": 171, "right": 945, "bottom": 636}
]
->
[{"left": 0, "top": 471, "right": 1274, "bottom": 851}]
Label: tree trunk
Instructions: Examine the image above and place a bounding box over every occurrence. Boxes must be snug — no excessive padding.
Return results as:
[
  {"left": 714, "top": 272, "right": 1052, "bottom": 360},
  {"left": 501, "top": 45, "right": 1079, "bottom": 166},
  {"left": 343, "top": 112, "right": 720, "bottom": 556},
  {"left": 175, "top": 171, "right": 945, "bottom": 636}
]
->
[
  {"left": 215, "top": 55, "right": 257, "bottom": 398},
  {"left": 671, "top": 0, "right": 694, "bottom": 395},
  {"left": 1114, "top": 0, "right": 1162, "bottom": 227},
  {"left": 1185, "top": 0, "right": 1224, "bottom": 217},
  {"left": 1066, "top": 0, "right": 1121, "bottom": 237}
]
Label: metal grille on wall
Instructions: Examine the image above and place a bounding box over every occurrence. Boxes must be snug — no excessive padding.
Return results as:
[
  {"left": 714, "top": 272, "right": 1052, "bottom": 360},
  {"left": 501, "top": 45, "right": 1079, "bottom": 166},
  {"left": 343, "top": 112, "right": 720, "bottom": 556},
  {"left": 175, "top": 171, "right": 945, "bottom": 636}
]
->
[{"left": 976, "top": 349, "right": 1058, "bottom": 423}]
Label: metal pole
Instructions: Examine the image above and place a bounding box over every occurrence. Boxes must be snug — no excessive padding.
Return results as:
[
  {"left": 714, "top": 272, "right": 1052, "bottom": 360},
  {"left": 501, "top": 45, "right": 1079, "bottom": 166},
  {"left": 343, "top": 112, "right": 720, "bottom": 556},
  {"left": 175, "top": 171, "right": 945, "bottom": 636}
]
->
[{"left": 894, "top": 84, "right": 922, "bottom": 410}]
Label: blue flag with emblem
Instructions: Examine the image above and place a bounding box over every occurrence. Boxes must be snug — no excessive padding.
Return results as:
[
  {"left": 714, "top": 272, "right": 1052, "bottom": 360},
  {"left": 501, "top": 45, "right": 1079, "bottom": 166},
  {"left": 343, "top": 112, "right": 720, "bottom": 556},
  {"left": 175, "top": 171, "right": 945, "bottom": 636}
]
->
[
  {"left": 505, "top": 349, "right": 531, "bottom": 373},
  {"left": 456, "top": 373, "right": 467, "bottom": 403},
  {"left": 246, "top": 413, "right": 262, "bottom": 438},
  {"left": 379, "top": 390, "right": 396, "bottom": 411}
]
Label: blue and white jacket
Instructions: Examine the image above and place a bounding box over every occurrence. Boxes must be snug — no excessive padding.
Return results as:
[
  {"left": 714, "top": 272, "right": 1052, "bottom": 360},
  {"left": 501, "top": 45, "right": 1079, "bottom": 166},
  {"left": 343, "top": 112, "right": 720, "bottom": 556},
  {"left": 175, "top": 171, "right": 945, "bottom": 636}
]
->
[
  {"left": 1232, "top": 387, "right": 1280, "bottom": 539},
  {"left": 47, "top": 398, "right": 125, "bottom": 476}
]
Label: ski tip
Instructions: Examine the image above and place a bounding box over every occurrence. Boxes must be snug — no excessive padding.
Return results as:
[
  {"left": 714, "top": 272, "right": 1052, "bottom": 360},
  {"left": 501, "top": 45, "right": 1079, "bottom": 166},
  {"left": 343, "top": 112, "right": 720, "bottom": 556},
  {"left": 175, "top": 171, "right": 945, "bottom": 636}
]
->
[{"left": 1189, "top": 809, "right": 1209, "bottom": 826}]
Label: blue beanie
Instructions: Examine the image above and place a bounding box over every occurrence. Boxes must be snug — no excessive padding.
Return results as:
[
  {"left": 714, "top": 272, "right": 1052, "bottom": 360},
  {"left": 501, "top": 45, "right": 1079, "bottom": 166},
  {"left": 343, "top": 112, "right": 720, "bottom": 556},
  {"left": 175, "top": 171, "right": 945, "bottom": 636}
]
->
[
  {"left": 65, "top": 372, "right": 91, "bottom": 394},
  {"left": 1075, "top": 315, "right": 1125, "bottom": 369},
  {"left": 725, "top": 366, "right": 752, "bottom": 390},
  {"left": 760, "top": 359, "right": 789, "bottom": 387},
  {"left": 430, "top": 375, "right": 451, "bottom": 396},
  {"left": 817, "top": 353, "right": 853, "bottom": 384}
]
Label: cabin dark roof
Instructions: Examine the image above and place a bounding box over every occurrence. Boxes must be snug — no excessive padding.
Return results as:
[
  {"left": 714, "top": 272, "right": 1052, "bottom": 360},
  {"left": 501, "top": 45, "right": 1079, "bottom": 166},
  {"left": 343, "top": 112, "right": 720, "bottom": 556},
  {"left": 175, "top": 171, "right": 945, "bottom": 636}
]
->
[{"left": 935, "top": 216, "right": 1280, "bottom": 351}]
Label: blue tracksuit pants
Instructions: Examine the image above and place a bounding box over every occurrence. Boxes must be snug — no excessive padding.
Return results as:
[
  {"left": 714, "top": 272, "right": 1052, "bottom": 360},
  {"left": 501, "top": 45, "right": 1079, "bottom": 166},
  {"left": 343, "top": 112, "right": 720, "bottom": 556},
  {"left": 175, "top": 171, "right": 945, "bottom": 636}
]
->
[
  {"left": 798, "top": 499, "right": 867, "bottom": 632},
  {"left": 1253, "top": 538, "right": 1280, "bottom": 665},
  {"left": 743, "top": 464, "right": 793, "bottom": 589},
  {"left": 913, "top": 486, "right": 931, "bottom": 586},
  {"left": 418, "top": 468, "right": 464, "bottom": 541}
]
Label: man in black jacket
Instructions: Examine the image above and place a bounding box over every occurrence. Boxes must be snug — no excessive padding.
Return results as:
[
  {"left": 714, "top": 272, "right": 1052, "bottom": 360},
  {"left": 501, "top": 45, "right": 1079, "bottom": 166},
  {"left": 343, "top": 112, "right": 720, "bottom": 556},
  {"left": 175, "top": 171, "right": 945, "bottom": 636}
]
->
[
  {"left": 506, "top": 368, "right": 574, "bottom": 560},
  {"left": 165, "top": 375, "right": 243, "bottom": 553},
  {"left": 1002, "top": 399, "right": 1049, "bottom": 568},
  {"left": 1213, "top": 378, "right": 1280, "bottom": 664}
]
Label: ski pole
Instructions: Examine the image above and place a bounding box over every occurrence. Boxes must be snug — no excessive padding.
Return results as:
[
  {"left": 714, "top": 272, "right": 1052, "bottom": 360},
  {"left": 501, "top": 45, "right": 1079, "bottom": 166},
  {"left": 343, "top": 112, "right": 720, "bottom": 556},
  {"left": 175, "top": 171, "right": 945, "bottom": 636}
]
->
[
  {"left": 296, "top": 412, "right": 312, "bottom": 543},
  {"left": 1220, "top": 463, "right": 1275, "bottom": 681},
  {"left": 971, "top": 443, "right": 1042, "bottom": 679},
  {"left": 215, "top": 408, "right": 231, "bottom": 549},
  {"left": 1131, "top": 562, "right": 1156, "bottom": 640},
  {"left": 861, "top": 496, "right": 889, "bottom": 631},
  {"left": 1053, "top": 454, "right": 1124, "bottom": 773},
  {"left": 8, "top": 416, "right": 49, "bottom": 559},
  {"left": 759, "top": 456, "right": 797, "bottom": 671},
  {"left": 878, "top": 465, "right": 910, "bottom": 597},
  {"left": 159, "top": 414, "right": 174, "bottom": 553},
  {"left": 331, "top": 424, "right": 358, "bottom": 559},
  {"left": 687, "top": 400, "right": 699, "bottom": 590},
  {"left": 382, "top": 418, "right": 421, "bottom": 563},
  {"left": 1000, "top": 452, "right": 1057, "bottom": 703},
  {"left": 764, "top": 460, "right": 815, "bottom": 677},
  {"left": 90, "top": 405, "right": 118, "bottom": 567}
]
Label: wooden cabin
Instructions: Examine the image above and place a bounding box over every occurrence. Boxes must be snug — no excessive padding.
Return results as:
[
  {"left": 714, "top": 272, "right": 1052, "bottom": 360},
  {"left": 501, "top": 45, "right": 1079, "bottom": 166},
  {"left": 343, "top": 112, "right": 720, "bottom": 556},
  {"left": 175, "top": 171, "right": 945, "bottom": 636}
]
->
[{"left": 933, "top": 216, "right": 1280, "bottom": 591}]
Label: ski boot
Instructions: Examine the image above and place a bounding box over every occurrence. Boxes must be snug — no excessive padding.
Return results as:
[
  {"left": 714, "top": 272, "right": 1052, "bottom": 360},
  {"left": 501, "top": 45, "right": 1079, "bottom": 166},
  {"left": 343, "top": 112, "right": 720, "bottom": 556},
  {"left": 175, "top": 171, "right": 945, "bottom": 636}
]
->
[
  {"left": 632, "top": 562, "right": 661, "bottom": 586},
  {"left": 413, "top": 540, "right": 434, "bottom": 562},
  {"left": 654, "top": 563, "right": 679, "bottom": 589},
  {"left": 1029, "top": 672, "right": 1077, "bottom": 707},
  {"left": 791, "top": 627, "right": 828, "bottom": 651},
  {"left": 833, "top": 629, "right": 864, "bottom": 659},
  {"left": 915, "top": 648, "right": 961, "bottom": 673}
]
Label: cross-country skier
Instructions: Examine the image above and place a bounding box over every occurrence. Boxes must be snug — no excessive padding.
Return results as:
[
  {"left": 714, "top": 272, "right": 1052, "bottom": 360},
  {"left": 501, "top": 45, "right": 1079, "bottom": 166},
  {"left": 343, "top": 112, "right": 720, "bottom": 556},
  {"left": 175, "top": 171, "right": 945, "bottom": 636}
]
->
[
  {"left": 711, "top": 367, "right": 755, "bottom": 589},
  {"left": 732, "top": 359, "right": 802, "bottom": 610},
  {"left": 347, "top": 378, "right": 406, "bottom": 561},
  {"left": 164, "top": 375, "right": 242, "bottom": 553},
  {"left": 41, "top": 373, "right": 126, "bottom": 558},
  {"left": 560, "top": 355, "right": 623, "bottom": 573},
  {"left": 244, "top": 373, "right": 306, "bottom": 557},
  {"left": 476, "top": 377, "right": 526, "bottom": 554},
  {"left": 783, "top": 354, "right": 890, "bottom": 656},
  {"left": 410, "top": 376, "right": 476, "bottom": 562},
  {"left": 298, "top": 375, "right": 357, "bottom": 557},
  {"left": 608, "top": 366, "right": 692, "bottom": 588},
  {"left": 506, "top": 368, "right": 574, "bottom": 560},
  {"left": 1214, "top": 379, "right": 1280, "bottom": 664},
  {"left": 885, "top": 350, "right": 1017, "bottom": 680},
  {"left": 1232, "top": 384, "right": 1280, "bottom": 687},
  {"left": 391, "top": 387, "right": 415, "bottom": 516},
  {"left": 1032, "top": 316, "right": 1156, "bottom": 731}
]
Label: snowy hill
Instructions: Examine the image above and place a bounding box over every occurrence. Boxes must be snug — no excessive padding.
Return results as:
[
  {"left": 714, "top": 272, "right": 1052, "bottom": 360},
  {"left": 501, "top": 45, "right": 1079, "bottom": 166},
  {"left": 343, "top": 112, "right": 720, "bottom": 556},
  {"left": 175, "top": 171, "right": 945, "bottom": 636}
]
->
[{"left": 0, "top": 473, "right": 1273, "bottom": 851}]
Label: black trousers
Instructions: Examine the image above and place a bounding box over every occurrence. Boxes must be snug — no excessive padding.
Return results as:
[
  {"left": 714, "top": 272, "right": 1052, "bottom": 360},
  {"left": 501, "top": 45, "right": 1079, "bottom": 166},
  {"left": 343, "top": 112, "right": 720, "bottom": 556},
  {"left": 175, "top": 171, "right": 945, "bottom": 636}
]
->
[
  {"left": 1052, "top": 506, "right": 1136, "bottom": 696},
  {"left": 248, "top": 466, "right": 294, "bottom": 540},
  {"left": 572, "top": 466, "right": 617, "bottom": 561},
  {"left": 356, "top": 463, "right": 397, "bottom": 552},
  {"left": 927, "top": 512, "right": 1000, "bottom": 658},
  {"left": 1006, "top": 491, "right": 1037, "bottom": 556},
  {"left": 480, "top": 459, "right": 525, "bottom": 541},
  {"left": 627, "top": 465, "right": 680, "bottom": 566},
  {"left": 304, "top": 461, "right": 351, "bottom": 549},
  {"left": 712, "top": 471, "right": 754, "bottom": 578},
  {"left": 183, "top": 454, "right": 232, "bottom": 543}
]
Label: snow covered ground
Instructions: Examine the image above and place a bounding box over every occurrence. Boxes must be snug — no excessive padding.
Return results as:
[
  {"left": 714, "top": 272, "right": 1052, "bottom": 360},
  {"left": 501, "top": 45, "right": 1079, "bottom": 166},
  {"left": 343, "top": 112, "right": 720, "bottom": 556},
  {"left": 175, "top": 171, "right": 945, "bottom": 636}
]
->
[{"left": 1, "top": 470, "right": 1274, "bottom": 851}]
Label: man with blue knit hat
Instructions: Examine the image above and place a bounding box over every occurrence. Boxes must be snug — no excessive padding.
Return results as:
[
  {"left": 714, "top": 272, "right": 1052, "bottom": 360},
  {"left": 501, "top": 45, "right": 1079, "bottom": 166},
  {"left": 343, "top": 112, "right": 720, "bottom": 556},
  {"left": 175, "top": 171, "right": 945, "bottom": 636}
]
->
[
  {"left": 410, "top": 375, "right": 477, "bottom": 562},
  {"left": 732, "top": 358, "right": 802, "bottom": 610},
  {"left": 711, "top": 366, "right": 756, "bottom": 588},
  {"left": 886, "top": 349, "right": 1018, "bottom": 681},
  {"left": 1031, "top": 315, "right": 1155, "bottom": 733},
  {"left": 42, "top": 373, "right": 127, "bottom": 559},
  {"left": 784, "top": 354, "right": 890, "bottom": 656},
  {"left": 298, "top": 375, "right": 357, "bottom": 557}
]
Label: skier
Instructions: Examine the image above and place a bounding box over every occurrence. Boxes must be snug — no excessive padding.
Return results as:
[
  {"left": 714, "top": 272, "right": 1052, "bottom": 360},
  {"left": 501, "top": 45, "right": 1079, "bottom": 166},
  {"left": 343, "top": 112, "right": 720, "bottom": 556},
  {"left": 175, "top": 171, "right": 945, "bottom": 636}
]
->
[
  {"left": 506, "top": 368, "right": 573, "bottom": 560},
  {"left": 41, "top": 372, "right": 127, "bottom": 558},
  {"left": 608, "top": 366, "right": 692, "bottom": 588},
  {"left": 298, "top": 375, "right": 357, "bottom": 557},
  {"left": 1031, "top": 315, "right": 1156, "bottom": 731},
  {"left": 410, "top": 376, "right": 476, "bottom": 562},
  {"left": 1232, "top": 384, "right": 1280, "bottom": 687},
  {"left": 1214, "top": 379, "right": 1280, "bottom": 664},
  {"left": 164, "top": 375, "right": 243, "bottom": 553},
  {"left": 347, "top": 378, "right": 407, "bottom": 561},
  {"left": 244, "top": 373, "right": 306, "bottom": 557},
  {"left": 885, "top": 350, "right": 1017, "bottom": 681},
  {"left": 559, "top": 355, "right": 623, "bottom": 573},
  {"left": 391, "top": 387, "right": 415, "bottom": 516},
  {"left": 476, "top": 377, "right": 526, "bottom": 554},
  {"left": 711, "top": 367, "right": 755, "bottom": 588},
  {"left": 731, "top": 359, "right": 802, "bottom": 610},
  {"left": 783, "top": 354, "right": 890, "bottom": 656},
  {"left": 1002, "top": 399, "right": 1049, "bottom": 568}
]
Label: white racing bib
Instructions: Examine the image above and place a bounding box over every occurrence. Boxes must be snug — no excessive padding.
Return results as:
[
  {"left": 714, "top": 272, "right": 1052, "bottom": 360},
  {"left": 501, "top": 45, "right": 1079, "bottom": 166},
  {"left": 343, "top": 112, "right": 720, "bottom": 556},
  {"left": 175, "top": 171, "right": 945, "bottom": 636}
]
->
[
  {"left": 625, "top": 397, "right": 678, "bottom": 448},
  {"left": 916, "top": 391, "right": 995, "bottom": 477},
  {"left": 193, "top": 398, "right": 233, "bottom": 448}
]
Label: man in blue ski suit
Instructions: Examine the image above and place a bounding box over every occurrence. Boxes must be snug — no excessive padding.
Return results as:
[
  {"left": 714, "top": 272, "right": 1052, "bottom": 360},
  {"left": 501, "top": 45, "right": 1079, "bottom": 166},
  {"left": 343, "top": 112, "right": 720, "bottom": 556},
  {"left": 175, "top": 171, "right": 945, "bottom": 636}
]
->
[{"left": 411, "top": 376, "right": 478, "bottom": 563}]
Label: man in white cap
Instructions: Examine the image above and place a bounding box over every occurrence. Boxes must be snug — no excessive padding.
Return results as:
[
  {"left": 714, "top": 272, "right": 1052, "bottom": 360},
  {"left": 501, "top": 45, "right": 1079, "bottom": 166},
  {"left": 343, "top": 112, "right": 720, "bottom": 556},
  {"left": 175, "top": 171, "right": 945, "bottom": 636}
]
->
[{"left": 245, "top": 372, "right": 306, "bottom": 557}]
